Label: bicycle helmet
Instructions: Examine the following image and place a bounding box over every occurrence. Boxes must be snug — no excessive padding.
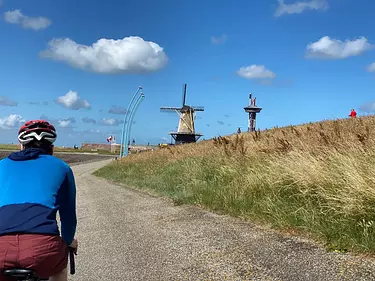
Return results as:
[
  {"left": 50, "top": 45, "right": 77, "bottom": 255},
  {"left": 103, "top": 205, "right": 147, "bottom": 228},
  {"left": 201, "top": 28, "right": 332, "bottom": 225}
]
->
[{"left": 18, "top": 119, "right": 57, "bottom": 145}]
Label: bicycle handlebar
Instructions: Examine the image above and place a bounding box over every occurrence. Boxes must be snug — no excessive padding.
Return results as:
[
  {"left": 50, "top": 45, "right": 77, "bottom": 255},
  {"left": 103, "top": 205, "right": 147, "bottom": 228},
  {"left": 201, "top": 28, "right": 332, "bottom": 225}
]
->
[{"left": 68, "top": 247, "right": 76, "bottom": 275}]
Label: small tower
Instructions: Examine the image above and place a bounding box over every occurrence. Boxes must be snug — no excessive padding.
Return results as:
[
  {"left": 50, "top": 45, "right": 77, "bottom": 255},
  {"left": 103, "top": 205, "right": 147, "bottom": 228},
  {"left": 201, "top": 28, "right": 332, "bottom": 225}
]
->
[{"left": 244, "top": 93, "right": 262, "bottom": 132}]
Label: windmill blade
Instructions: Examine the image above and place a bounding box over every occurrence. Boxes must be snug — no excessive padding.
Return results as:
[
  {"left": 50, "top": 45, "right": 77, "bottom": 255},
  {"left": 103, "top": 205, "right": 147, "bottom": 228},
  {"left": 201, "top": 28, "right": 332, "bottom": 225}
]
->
[
  {"left": 182, "top": 84, "right": 187, "bottom": 107},
  {"left": 191, "top": 105, "right": 204, "bottom": 111},
  {"left": 161, "top": 110, "right": 178, "bottom": 115},
  {"left": 160, "top": 106, "right": 182, "bottom": 112}
]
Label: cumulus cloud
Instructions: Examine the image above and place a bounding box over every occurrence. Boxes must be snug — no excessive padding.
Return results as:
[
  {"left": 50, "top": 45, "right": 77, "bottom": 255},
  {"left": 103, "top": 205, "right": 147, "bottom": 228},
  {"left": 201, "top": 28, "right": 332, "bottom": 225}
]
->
[
  {"left": 58, "top": 117, "right": 76, "bottom": 128},
  {"left": 82, "top": 117, "right": 96, "bottom": 124},
  {"left": 237, "top": 65, "right": 276, "bottom": 80},
  {"left": 0, "top": 96, "right": 17, "bottom": 106},
  {"left": 0, "top": 114, "right": 24, "bottom": 129},
  {"left": 39, "top": 114, "right": 76, "bottom": 128},
  {"left": 108, "top": 105, "right": 127, "bottom": 115},
  {"left": 275, "top": 0, "right": 328, "bottom": 17},
  {"left": 40, "top": 36, "right": 169, "bottom": 74},
  {"left": 367, "top": 63, "right": 375, "bottom": 72},
  {"left": 306, "top": 36, "right": 373, "bottom": 59},
  {"left": 211, "top": 34, "right": 227, "bottom": 45},
  {"left": 99, "top": 118, "right": 122, "bottom": 126},
  {"left": 4, "top": 9, "right": 51, "bottom": 30},
  {"left": 56, "top": 91, "right": 91, "bottom": 110}
]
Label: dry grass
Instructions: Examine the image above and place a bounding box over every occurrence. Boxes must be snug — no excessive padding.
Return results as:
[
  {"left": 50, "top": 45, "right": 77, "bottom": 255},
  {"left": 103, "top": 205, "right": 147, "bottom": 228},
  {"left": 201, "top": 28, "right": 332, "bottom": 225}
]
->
[{"left": 95, "top": 116, "right": 375, "bottom": 254}]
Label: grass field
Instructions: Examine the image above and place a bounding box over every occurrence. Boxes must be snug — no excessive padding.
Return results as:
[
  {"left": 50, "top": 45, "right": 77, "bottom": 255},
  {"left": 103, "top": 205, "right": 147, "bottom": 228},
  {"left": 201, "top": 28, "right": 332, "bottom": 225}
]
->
[
  {"left": 94, "top": 116, "right": 375, "bottom": 255},
  {"left": 0, "top": 150, "right": 113, "bottom": 164},
  {"left": 0, "top": 144, "right": 157, "bottom": 155},
  {"left": 0, "top": 144, "right": 115, "bottom": 155}
]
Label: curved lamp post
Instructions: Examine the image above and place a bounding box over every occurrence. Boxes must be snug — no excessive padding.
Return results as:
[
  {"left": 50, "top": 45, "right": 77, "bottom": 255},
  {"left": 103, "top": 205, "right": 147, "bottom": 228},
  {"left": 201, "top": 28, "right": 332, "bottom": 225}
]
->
[
  {"left": 123, "top": 92, "right": 145, "bottom": 157},
  {"left": 119, "top": 86, "right": 142, "bottom": 158}
]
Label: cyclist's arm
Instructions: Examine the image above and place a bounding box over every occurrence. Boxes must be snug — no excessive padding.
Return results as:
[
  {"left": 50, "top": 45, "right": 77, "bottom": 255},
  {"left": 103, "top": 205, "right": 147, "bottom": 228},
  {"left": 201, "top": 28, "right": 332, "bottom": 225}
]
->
[{"left": 57, "top": 166, "right": 77, "bottom": 245}]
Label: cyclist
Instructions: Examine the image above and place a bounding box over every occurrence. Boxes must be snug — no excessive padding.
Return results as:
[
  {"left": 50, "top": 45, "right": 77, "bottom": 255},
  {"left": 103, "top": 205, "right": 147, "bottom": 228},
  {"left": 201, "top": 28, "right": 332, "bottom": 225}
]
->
[{"left": 0, "top": 120, "right": 78, "bottom": 281}]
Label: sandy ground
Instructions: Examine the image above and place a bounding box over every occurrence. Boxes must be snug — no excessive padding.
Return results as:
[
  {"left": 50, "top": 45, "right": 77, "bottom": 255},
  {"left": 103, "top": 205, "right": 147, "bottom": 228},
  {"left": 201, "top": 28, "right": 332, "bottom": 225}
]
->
[{"left": 69, "top": 160, "right": 375, "bottom": 281}]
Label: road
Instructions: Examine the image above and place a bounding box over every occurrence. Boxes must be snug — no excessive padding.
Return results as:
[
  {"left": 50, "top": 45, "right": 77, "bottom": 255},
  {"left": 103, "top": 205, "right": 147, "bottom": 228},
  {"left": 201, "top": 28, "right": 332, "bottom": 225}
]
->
[{"left": 70, "top": 160, "right": 375, "bottom": 281}]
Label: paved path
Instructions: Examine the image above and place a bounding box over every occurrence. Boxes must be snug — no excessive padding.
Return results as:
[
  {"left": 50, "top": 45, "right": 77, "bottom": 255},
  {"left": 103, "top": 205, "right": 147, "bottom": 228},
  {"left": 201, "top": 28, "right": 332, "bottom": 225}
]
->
[{"left": 70, "top": 160, "right": 375, "bottom": 281}]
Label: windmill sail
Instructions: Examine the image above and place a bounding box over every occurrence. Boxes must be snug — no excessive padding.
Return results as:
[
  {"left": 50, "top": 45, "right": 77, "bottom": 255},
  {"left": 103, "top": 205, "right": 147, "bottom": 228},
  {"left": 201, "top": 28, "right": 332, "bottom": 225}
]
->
[{"left": 182, "top": 84, "right": 187, "bottom": 107}]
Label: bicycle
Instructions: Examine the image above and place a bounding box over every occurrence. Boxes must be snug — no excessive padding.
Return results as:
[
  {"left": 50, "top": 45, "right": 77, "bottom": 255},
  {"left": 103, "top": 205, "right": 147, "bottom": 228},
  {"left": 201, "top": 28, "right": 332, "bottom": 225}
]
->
[{"left": 2, "top": 247, "right": 76, "bottom": 281}]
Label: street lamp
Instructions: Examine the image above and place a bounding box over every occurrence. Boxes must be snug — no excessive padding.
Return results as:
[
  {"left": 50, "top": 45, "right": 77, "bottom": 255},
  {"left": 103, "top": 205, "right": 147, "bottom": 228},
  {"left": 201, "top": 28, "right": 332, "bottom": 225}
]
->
[
  {"left": 119, "top": 86, "right": 142, "bottom": 158},
  {"left": 123, "top": 93, "right": 145, "bottom": 156}
]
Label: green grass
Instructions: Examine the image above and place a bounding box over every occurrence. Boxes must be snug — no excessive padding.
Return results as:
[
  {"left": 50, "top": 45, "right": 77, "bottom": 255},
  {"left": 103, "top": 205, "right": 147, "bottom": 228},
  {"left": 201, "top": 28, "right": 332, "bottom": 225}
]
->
[
  {"left": 0, "top": 144, "right": 20, "bottom": 150},
  {"left": 94, "top": 116, "right": 375, "bottom": 255},
  {"left": 0, "top": 144, "right": 114, "bottom": 155}
]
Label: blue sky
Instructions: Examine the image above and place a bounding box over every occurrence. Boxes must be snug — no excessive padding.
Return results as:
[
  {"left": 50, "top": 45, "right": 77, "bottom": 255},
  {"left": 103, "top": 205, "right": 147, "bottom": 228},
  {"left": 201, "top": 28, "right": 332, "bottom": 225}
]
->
[{"left": 0, "top": 0, "right": 374, "bottom": 146}]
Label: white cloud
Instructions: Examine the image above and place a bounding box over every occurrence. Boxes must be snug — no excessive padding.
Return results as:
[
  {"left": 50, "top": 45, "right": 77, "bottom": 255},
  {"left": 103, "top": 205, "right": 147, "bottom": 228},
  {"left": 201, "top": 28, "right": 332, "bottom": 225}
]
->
[
  {"left": 306, "top": 36, "right": 373, "bottom": 59},
  {"left": 4, "top": 9, "right": 51, "bottom": 30},
  {"left": 40, "top": 36, "right": 169, "bottom": 74},
  {"left": 0, "top": 96, "right": 17, "bottom": 106},
  {"left": 0, "top": 114, "right": 24, "bottom": 129},
  {"left": 211, "top": 34, "right": 227, "bottom": 45},
  {"left": 367, "top": 63, "right": 375, "bottom": 72},
  {"left": 56, "top": 91, "right": 91, "bottom": 110},
  {"left": 58, "top": 117, "right": 76, "bottom": 128},
  {"left": 236, "top": 65, "right": 276, "bottom": 80},
  {"left": 108, "top": 105, "right": 127, "bottom": 115},
  {"left": 275, "top": 0, "right": 328, "bottom": 17},
  {"left": 39, "top": 114, "right": 76, "bottom": 128},
  {"left": 99, "top": 118, "right": 122, "bottom": 126},
  {"left": 82, "top": 117, "right": 96, "bottom": 124}
]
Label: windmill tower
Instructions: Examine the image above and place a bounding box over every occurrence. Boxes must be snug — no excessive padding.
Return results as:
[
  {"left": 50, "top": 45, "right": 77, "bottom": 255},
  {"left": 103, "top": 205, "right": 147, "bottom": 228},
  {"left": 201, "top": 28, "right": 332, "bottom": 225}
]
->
[{"left": 160, "top": 84, "right": 204, "bottom": 144}]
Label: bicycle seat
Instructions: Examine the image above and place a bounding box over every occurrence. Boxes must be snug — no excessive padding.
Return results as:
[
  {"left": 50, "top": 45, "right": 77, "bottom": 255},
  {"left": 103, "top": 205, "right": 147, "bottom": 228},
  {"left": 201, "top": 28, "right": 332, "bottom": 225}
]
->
[{"left": 3, "top": 268, "right": 36, "bottom": 278}]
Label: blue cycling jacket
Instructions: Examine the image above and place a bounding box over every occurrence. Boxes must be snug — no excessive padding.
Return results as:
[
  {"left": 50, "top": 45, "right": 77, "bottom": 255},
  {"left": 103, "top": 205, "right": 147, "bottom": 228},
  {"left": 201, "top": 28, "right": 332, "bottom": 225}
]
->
[{"left": 0, "top": 148, "right": 77, "bottom": 245}]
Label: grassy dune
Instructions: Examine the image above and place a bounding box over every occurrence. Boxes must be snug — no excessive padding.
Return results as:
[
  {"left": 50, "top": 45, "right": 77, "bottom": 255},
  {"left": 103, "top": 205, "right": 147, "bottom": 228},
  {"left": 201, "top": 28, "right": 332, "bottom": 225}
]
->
[{"left": 94, "top": 116, "right": 375, "bottom": 254}]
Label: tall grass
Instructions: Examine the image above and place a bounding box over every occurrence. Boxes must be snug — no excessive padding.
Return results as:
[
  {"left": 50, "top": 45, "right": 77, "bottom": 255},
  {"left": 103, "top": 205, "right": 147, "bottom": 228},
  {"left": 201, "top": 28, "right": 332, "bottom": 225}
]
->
[{"left": 94, "top": 116, "right": 375, "bottom": 253}]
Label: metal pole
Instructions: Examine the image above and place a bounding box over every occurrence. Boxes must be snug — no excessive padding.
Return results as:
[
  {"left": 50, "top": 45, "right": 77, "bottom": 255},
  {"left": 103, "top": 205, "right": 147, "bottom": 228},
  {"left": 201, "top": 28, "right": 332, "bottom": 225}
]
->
[
  {"left": 123, "top": 92, "right": 144, "bottom": 157},
  {"left": 119, "top": 86, "right": 142, "bottom": 158},
  {"left": 124, "top": 93, "right": 145, "bottom": 157},
  {"left": 123, "top": 93, "right": 143, "bottom": 157}
]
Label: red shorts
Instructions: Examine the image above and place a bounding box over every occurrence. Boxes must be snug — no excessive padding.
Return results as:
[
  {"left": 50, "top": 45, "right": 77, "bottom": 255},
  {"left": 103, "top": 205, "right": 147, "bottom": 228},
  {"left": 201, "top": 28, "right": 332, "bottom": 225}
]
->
[{"left": 0, "top": 234, "right": 68, "bottom": 280}]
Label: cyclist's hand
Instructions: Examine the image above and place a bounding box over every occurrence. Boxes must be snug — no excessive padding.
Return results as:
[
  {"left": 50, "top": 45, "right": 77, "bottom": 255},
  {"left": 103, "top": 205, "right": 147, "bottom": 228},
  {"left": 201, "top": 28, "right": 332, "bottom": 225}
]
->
[{"left": 69, "top": 238, "right": 78, "bottom": 254}]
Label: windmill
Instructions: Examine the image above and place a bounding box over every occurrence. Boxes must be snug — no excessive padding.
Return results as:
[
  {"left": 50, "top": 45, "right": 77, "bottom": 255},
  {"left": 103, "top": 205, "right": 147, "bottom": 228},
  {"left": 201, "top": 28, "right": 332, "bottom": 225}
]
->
[{"left": 160, "top": 84, "right": 204, "bottom": 144}]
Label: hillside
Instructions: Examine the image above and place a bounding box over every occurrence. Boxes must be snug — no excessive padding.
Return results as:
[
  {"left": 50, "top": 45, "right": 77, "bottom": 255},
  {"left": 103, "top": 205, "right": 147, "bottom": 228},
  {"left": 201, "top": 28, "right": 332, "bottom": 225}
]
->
[{"left": 95, "top": 115, "right": 375, "bottom": 254}]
